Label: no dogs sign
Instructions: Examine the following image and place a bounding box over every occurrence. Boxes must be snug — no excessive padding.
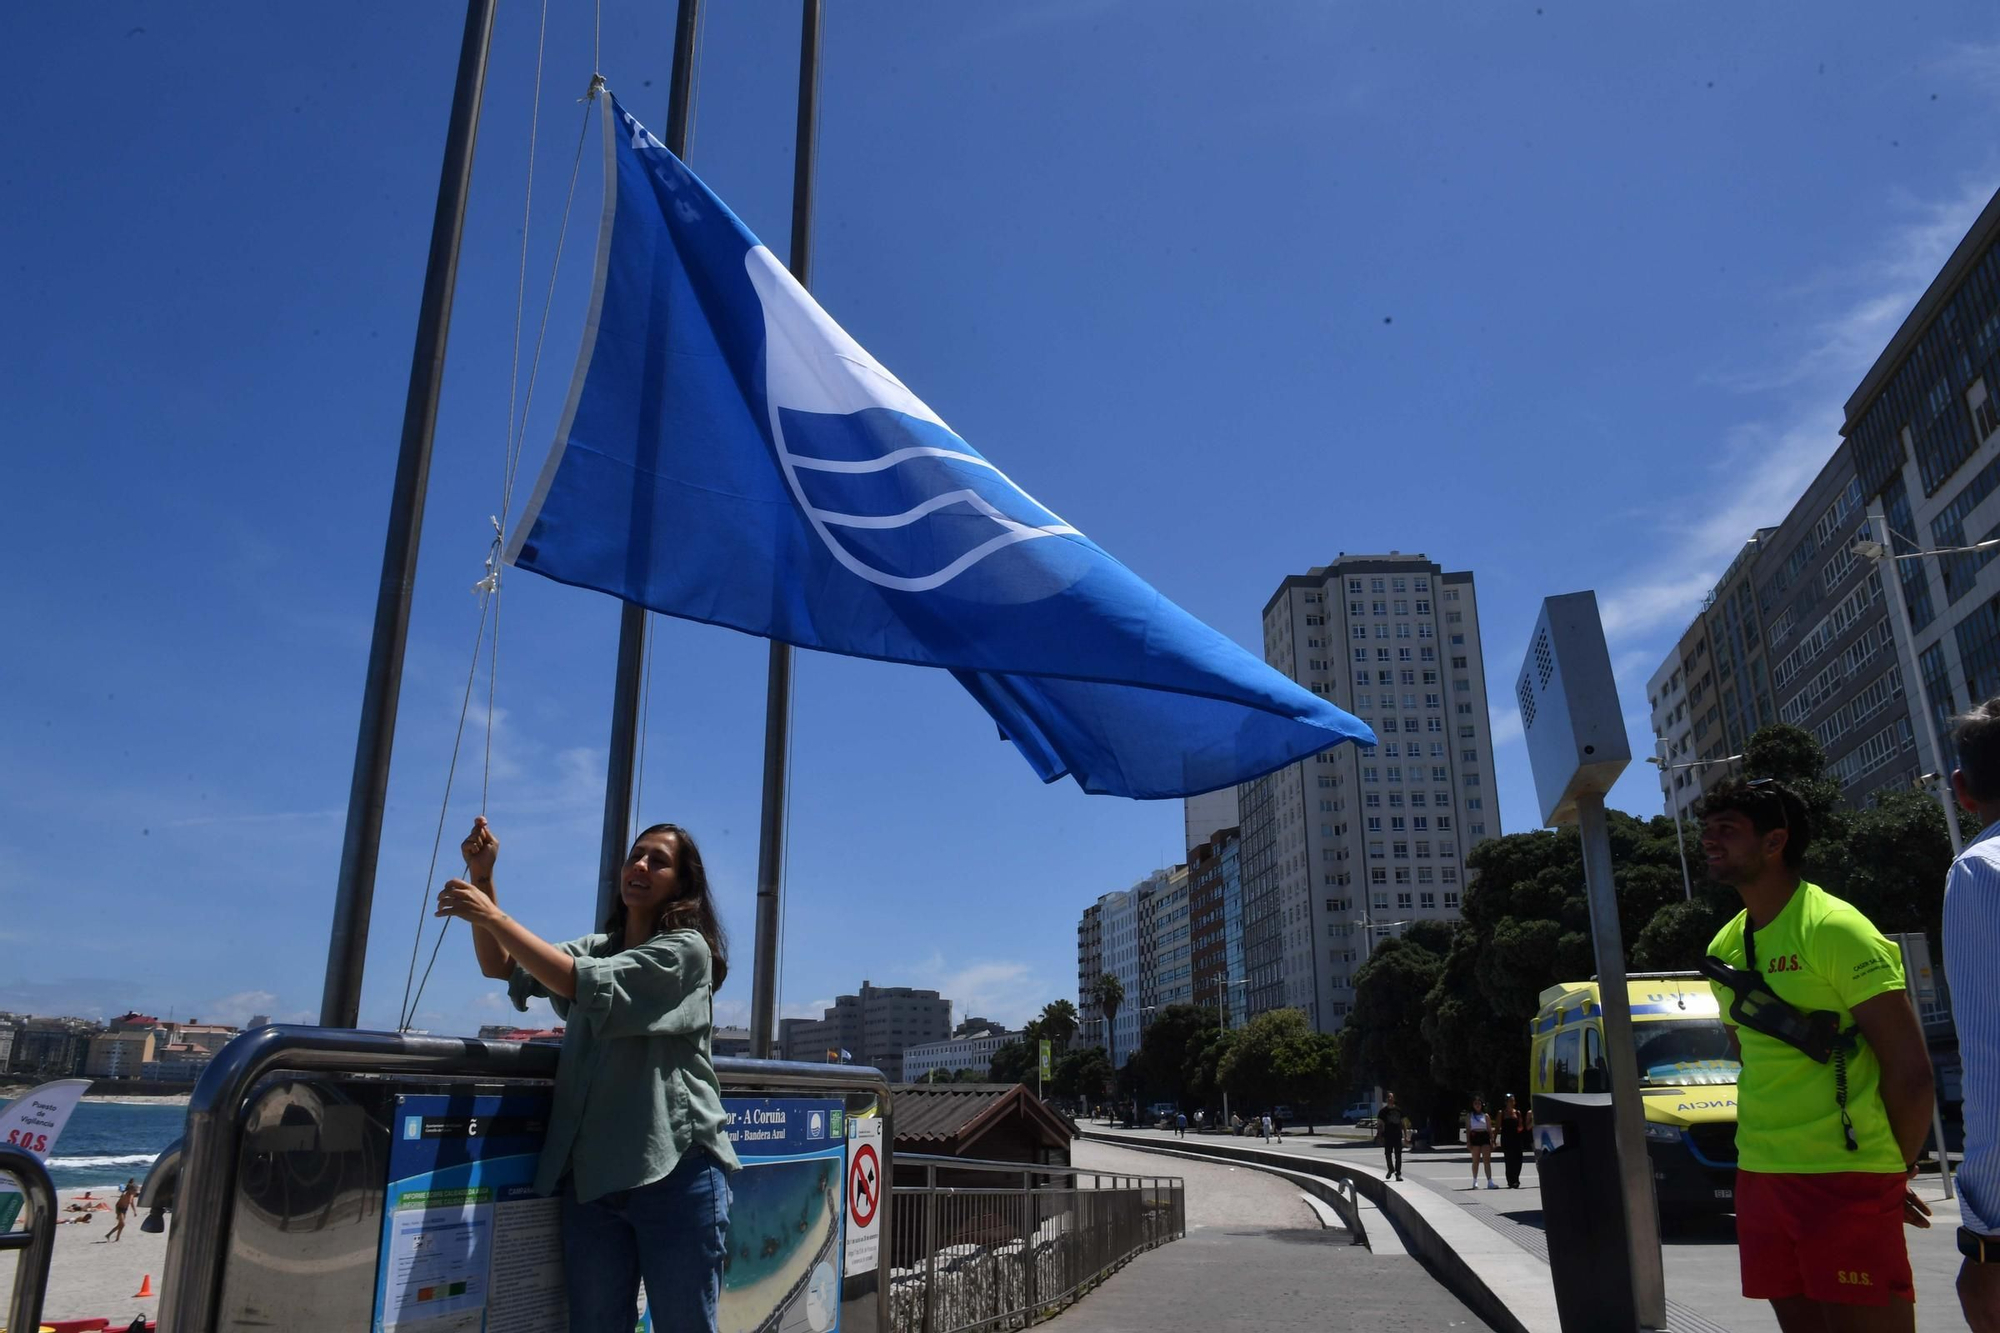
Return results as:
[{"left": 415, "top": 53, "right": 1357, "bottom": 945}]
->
[{"left": 844, "top": 1118, "right": 882, "bottom": 1276}]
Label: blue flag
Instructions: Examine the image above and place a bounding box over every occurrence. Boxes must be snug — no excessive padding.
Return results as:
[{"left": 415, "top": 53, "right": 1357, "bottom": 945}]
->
[{"left": 508, "top": 95, "right": 1375, "bottom": 797}]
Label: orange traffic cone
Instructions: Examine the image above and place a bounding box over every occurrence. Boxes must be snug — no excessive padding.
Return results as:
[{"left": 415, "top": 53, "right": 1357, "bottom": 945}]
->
[{"left": 135, "top": 1273, "right": 154, "bottom": 1298}]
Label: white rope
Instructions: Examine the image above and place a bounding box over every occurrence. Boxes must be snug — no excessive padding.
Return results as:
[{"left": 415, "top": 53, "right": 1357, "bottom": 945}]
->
[{"left": 400, "top": 6, "right": 605, "bottom": 1031}]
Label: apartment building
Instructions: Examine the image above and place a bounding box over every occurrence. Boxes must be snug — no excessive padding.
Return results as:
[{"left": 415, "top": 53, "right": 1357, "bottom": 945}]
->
[
  {"left": 1239, "top": 553, "right": 1500, "bottom": 1031},
  {"left": 1648, "top": 186, "right": 2000, "bottom": 807},
  {"left": 1187, "top": 828, "right": 1247, "bottom": 1028}
]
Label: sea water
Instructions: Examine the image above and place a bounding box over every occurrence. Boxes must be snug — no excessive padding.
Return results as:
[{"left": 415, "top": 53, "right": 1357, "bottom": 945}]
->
[{"left": 17, "top": 1098, "right": 186, "bottom": 1192}]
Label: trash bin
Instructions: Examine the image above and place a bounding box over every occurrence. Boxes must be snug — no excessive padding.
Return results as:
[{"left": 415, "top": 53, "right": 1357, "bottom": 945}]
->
[{"left": 1534, "top": 1092, "right": 1645, "bottom": 1332}]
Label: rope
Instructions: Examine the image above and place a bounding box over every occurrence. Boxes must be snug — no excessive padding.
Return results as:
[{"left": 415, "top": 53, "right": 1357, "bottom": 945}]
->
[
  {"left": 399, "top": 7, "right": 601, "bottom": 1031},
  {"left": 396, "top": 586, "right": 496, "bottom": 1031}
]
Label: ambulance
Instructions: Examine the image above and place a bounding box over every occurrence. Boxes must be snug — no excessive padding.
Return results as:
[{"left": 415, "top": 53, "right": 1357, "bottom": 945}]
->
[{"left": 1529, "top": 973, "right": 1740, "bottom": 1213}]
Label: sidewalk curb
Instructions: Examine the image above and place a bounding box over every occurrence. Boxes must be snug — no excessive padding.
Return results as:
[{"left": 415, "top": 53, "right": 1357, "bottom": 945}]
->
[{"left": 1080, "top": 1128, "right": 1559, "bottom": 1333}]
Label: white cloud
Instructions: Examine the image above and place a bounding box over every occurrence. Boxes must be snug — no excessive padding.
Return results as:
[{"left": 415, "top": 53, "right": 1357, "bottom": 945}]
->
[
  {"left": 1490, "top": 706, "right": 1524, "bottom": 749},
  {"left": 1600, "top": 177, "right": 1995, "bottom": 647},
  {"left": 201, "top": 990, "right": 310, "bottom": 1027},
  {"left": 910, "top": 953, "right": 1047, "bottom": 1029}
]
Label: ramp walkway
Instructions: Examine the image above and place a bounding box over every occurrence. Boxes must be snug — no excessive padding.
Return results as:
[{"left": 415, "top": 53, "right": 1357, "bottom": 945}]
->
[
  {"left": 1083, "top": 1124, "right": 1973, "bottom": 1333},
  {"left": 1043, "top": 1138, "right": 1491, "bottom": 1332}
]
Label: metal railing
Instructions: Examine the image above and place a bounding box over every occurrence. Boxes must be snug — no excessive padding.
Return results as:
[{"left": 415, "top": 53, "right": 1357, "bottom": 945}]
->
[
  {"left": 1, "top": 1143, "right": 58, "bottom": 1333},
  {"left": 151, "top": 1024, "right": 890, "bottom": 1333},
  {"left": 889, "top": 1153, "right": 1184, "bottom": 1333}
]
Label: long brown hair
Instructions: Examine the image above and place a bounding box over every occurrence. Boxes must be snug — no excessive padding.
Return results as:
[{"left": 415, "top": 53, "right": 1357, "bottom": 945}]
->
[{"left": 601, "top": 823, "right": 730, "bottom": 990}]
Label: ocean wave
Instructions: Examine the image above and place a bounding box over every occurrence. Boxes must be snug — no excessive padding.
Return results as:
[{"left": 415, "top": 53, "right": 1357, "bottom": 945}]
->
[{"left": 47, "top": 1153, "right": 160, "bottom": 1168}]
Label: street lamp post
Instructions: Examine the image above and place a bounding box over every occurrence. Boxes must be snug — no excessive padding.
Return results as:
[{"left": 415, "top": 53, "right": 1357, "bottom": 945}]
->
[
  {"left": 1856, "top": 508, "right": 1972, "bottom": 856},
  {"left": 1213, "top": 975, "right": 1248, "bottom": 1129},
  {"left": 1643, "top": 748, "right": 1745, "bottom": 899}
]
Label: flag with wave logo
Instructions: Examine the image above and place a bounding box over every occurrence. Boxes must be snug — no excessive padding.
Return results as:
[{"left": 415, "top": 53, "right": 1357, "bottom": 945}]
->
[{"left": 508, "top": 94, "right": 1375, "bottom": 798}]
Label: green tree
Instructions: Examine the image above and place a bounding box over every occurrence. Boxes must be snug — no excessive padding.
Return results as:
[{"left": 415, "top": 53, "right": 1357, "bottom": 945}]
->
[
  {"left": 1128, "top": 1003, "right": 1213, "bottom": 1110},
  {"left": 1092, "top": 973, "right": 1125, "bottom": 1070},
  {"left": 1841, "top": 788, "right": 1953, "bottom": 941},
  {"left": 1039, "top": 999, "right": 1080, "bottom": 1053},
  {"left": 1350, "top": 937, "right": 1446, "bottom": 1122},
  {"left": 1052, "top": 1046, "right": 1112, "bottom": 1103},
  {"left": 987, "top": 1040, "right": 1037, "bottom": 1085},
  {"left": 1219, "top": 1008, "right": 1315, "bottom": 1112}
]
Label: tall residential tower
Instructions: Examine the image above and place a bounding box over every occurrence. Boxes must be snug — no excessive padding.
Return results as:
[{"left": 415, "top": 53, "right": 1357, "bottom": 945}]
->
[{"left": 1239, "top": 553, "right": 1500, "bottom": 1030}]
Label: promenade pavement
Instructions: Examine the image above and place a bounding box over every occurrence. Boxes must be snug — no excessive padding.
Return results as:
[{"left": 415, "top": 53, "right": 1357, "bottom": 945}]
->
[
  {"left": 1039, "top": 1138, "right": 1489, "bottom": 1331},
  {"left": 1090, "top": 1124, "right": 1972, "bottom": 1333}
]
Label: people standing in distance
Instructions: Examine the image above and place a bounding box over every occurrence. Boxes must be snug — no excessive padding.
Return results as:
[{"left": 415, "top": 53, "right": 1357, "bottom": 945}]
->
[
  {"left": 1466, "top": 1095, "right": 1496, "bottom": 1189},
  {"left": 1378, "top": 1092, "right": 1407, "bottom": 1182},
  {"left": 1946, "top": 703, "right": 2000, "bottom": 1332},
  {"left": 1698, "top": 779, "right": 1934, "bottom": 1333},
  {"left": 1498, "top": 1095, "right": 1533, "bottom": 1189},
  {"left": 438, "top": 816, "right": 740, "bottom": 1333}
]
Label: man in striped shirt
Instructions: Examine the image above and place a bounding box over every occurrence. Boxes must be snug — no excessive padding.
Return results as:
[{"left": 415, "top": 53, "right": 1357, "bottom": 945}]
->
[{"left": 1949, "top": 701, "right": 2000, "bottom": 1331}]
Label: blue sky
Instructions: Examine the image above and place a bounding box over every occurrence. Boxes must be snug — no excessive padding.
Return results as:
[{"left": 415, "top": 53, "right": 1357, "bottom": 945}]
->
[{"left": 4, "top": 3, "right": 1999, "bottom": 1039}]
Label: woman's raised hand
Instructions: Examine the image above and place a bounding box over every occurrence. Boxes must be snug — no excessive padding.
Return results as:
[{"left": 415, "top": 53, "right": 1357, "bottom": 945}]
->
[
  {"left": 437, "top": 878, "right": 502, "bottom": 927},
  {"left": 461, "top": 816, "right": 499, "bottom": 879}
]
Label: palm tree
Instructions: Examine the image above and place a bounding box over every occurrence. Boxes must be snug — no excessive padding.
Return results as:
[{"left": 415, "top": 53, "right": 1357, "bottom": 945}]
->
[
  {"left": 1039, "top": 999, "right": 1079, "bottom": 1054},
  {"left": 1092, "top": 973, "right": 1125, "bottom": 1072}
]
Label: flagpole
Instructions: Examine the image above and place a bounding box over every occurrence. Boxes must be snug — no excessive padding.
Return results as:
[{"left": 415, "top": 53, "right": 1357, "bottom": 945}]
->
[
  {"left": 321, "top": 0, "right": 498, "bottom": 1029},
  {"left": 597, "top": 0, "right": 704, "bottom": 927},
  {"left": 750, "top": 0, "right": 822, "bottom": 1060}
]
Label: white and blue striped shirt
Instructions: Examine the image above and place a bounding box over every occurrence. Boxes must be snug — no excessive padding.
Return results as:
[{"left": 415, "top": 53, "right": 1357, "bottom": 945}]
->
[{"left": 1945, "top": 817, "right": 2000, "bottom": 1237}]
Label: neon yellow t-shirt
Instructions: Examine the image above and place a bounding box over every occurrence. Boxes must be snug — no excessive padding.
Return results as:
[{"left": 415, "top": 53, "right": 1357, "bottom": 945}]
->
[{"left": 1706, "top": 881, "right": 1907, "bottom": 1174}]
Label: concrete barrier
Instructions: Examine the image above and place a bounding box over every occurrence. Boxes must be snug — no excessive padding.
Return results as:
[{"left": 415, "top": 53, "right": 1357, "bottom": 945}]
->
[{"left": 1080, "top": 1128, "right": 1558, "bottom": 1333}]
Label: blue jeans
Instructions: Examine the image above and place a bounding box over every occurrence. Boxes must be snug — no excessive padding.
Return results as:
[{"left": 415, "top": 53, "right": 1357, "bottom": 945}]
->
[{"left": 561, "top": 1149, "right": 731, "bottom": 1333}]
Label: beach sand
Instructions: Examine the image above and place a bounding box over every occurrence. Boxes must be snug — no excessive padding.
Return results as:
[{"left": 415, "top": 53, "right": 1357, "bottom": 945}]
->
[{"left": 2, "top": 1188, "right": 166, "bottom": 1328}]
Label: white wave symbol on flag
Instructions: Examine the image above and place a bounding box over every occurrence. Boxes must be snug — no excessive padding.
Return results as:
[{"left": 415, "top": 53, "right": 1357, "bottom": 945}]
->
[{"left": 745, "top": 246, "right": 1078, "bottom": 593}]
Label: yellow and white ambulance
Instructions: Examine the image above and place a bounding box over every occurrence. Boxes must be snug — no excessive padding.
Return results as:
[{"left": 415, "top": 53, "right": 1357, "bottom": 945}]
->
[{"left": 1529, "top": 973, "right": 1740, "bottom": 1212}]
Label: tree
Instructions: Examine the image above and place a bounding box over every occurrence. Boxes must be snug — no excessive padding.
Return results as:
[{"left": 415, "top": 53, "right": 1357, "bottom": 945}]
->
[
  {"left": 1092, "top": 973, "right": 1125, "bottom": 1069},
  {"left": 1349, "top": 938, "right": 1446, "bottom": 1123},
  {"left": 987, "top": 1040, "right": 1037, "bottom": 1086},
  {"left": 1038, "top": 999, "right": 1080, "bottom": 1054},
  {"left": 1841, "top": 788, "right": 1953, "bottom": 941},
  {"left": 1218, "top": 1008, "right": 1321, "bottom": 1112},
  {"left": 1128, "top": 1003, "right": 1213, "bottom": 1110},
  {"left": 1052, "top": 1046, "right": 1112, "bottom": 1103}
]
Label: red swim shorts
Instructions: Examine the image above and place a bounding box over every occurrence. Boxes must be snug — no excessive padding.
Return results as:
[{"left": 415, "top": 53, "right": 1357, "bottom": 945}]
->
[{"left": 1735, "top": 1170, "right": 1914, "bottom": 1306}]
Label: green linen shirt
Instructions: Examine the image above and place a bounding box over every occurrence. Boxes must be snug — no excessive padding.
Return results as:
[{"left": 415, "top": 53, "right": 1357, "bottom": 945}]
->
[{"left": 508, "top": 927, "right": 741, "bottom": 1201}]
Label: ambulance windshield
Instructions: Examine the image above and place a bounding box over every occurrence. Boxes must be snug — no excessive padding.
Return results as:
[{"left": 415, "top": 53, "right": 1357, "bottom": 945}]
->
[{"left": 1632, "top": 1018, "right": 1740, "bottom": 1087}]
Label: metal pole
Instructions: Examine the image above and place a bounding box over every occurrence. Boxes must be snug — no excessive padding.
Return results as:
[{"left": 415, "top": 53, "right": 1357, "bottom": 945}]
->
[
  {"left": 1574, "top": 790, "right": 1667, "bottom": 1330},
  {"left": 1868, "top": 502, "right": 1966, "bottom": 855},
  {"left": 597, "top": 0, "right": 706, "bottom": 926},
  {"left": 1659, "top": 739, "right": 1694, "bottom": 901},
  {"left": 750, "top": 0, "right": 821, "bottom": 1058},
  {"left": 321, "top": 0, "right": 498, "bottom": 1028}
]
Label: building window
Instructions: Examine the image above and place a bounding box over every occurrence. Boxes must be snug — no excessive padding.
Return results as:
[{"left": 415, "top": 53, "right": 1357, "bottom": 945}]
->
[
  {"left": 1444, "top": 891, "right": 1460, "bottom": 908},
  {"left": 1397, "top": 891, "right": 1414, "bottom": 909},
  {"left": 1420, "top": 891, "right": 1437, "bottom": 909}
]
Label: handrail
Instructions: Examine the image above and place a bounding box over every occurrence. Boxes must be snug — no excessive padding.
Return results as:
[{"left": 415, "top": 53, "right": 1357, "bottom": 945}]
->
[
  {"left": 159, "top": 1024, "right": 891, "bottom": 1333},
  {"left": 894, "top": 1150, "right": 1178, "bottom": 1182},
  {"left": 0, "top": 1143, "right": 58, "bottom": 1333}
]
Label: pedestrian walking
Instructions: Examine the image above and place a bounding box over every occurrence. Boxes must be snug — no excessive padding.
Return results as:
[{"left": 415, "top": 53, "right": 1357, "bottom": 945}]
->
[
  {"left": 1378, "top": 1092, "right": 1406, "bottom": 1182},
  {"left": 1175, "top": 1111, "right": 1187, "bottom": 1138},
  {"left": 1260, "top": 1112, "right": 1273, "bottom": 1142},
  {"left": 106, "top": 1178, "right": 138, "bottom": 1242},
  {"left": 1945, "top": 703, "right": 2000, "bottom": 1332},
  {"left": 1696, "top": 779, "right": 1935, "bottom": 1330},
  {"left": 1231, "top": 1112, "right": 1244, "bottom": 1136},
  {"left": 1466, "top": 1096, "right": 1496, "bottom": 1189},
  {"left": 1498, "top": 1095, "right": 1532, "bottom": 1189}
]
